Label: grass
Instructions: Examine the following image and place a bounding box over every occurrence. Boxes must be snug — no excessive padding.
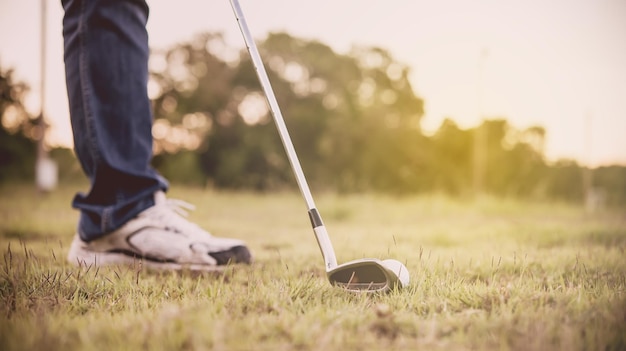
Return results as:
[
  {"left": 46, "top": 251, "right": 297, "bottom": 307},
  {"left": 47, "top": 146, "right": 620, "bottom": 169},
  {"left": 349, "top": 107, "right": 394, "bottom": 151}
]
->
[{"left": 0, "top": 182, "right": 625, "bottom": 350}]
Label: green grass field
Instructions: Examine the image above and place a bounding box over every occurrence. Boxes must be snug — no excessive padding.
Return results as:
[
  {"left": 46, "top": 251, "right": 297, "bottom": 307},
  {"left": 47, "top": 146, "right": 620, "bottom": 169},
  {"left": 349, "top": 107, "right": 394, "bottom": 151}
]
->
[{"left": 1, "top": 183, "right": 625, "bottom": 350}]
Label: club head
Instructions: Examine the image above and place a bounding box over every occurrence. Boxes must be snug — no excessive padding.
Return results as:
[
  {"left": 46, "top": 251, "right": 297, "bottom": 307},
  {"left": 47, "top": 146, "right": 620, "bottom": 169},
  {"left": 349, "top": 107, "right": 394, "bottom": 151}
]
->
[{"left": 327, "top": 258, "right": 409, "bottom": 293}]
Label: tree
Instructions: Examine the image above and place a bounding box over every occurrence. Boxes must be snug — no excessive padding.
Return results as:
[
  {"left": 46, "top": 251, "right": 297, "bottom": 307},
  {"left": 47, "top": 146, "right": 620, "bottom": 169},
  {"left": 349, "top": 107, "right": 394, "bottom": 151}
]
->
[
  {"left": 591, "top": 166, "right": 626, "bottom": 206},
  {"left": 430, "top": 119, "right": 473, "bottom": 194},
  {"left": 149, "top": 32, "right": 425, "bottom": 192},
  {"left": 0, "top": 65, "right": 37, "bottom": 182},
  {"left": 147, "top": 32, "right": 624, "bottom": 204},
  {"left": 258, "top": 34, "right": 425, "bottom": 192}
]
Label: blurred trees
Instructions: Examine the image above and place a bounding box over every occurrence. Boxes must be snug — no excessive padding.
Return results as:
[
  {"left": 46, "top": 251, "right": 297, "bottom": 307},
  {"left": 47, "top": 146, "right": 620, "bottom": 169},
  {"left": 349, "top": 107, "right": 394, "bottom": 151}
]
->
[
  {"left": 0, "top": 66, "right": 37, "bottom": 181},
  {"left": 592, "top": 166, "right": 626, "bottom": 206},
  {"left": 143, "top": 32, "right": 624, "bottom": 205},
  {"left": 149, "top": 32, "right": 425, "bottom": 192},
  {"left": 0, "top": 32, "right": 624, "bottom": 206}
]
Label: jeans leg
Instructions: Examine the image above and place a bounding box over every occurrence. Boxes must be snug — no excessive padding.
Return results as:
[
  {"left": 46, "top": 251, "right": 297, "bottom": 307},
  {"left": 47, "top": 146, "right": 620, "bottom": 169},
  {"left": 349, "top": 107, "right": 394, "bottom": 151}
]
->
[{"left": 62, "top": 0, "right": 168, "bottom": 241}]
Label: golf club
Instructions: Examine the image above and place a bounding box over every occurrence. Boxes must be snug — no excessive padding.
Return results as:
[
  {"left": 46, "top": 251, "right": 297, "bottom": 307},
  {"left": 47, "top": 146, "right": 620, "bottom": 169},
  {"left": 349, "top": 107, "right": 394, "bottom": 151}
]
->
[{"left": 229, "top": 0, "right": 409, "bottom": 292}]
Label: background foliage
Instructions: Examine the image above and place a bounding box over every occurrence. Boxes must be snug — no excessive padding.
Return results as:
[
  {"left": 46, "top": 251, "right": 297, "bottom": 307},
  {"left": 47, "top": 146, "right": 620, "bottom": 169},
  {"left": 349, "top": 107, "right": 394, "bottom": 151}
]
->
[{"left": 1, "top": 32, "right": 624, "bottom": 205}]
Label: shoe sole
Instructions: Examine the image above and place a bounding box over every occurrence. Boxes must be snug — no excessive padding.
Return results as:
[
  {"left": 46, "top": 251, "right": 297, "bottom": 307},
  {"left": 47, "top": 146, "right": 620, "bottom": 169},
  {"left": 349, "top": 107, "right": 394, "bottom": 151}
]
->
[{"left": 68, "top": 240, "right": 236, "bottom": 272}]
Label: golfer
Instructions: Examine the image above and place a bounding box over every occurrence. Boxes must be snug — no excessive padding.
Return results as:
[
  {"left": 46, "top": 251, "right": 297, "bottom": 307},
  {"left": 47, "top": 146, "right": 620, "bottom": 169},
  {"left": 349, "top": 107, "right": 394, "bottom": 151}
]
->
[{"left": 62, "top": 0, "right": 252, "bottom": 270}]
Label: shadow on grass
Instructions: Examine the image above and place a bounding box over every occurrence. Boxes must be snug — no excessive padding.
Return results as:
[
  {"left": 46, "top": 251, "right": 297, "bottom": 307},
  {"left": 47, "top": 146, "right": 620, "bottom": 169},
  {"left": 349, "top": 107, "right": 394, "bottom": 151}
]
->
[{"left": 0, "top": 229, "right": 46, "bottom": 241}]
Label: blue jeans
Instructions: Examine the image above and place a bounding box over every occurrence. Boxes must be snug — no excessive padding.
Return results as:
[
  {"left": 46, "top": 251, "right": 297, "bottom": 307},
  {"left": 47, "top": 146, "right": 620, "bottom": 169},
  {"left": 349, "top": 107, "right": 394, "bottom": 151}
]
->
[{"left": 62, "top": 0, "right": 168, "bottom": 241}]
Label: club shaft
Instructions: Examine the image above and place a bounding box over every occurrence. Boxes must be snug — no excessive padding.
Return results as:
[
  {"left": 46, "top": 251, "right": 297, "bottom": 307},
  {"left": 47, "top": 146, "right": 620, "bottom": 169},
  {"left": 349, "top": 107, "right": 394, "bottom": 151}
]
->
[
  {"left": 229, "top": 0, "right": 337, "bottom": 269},
  {"left": 230, "top": 0, "right": 314, "bottom": 210}
]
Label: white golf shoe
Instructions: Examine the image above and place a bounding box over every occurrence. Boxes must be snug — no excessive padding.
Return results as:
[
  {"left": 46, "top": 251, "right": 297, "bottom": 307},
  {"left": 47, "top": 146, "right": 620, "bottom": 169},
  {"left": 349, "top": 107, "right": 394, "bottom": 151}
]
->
[{"left": 67, "top": 191, "right": 252, "bottom": 271}]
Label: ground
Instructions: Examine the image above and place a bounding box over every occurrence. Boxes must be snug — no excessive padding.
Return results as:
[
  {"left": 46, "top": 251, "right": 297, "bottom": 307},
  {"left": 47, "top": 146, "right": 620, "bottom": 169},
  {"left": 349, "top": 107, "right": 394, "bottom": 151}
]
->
[{"left": 1, "top": 183, "right": 625, "bottom": 350}]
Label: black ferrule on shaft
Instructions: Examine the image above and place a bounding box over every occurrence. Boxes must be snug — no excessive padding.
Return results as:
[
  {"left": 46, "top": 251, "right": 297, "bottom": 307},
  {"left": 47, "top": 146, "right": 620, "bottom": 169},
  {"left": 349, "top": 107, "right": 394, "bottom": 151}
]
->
[{"left": 308, "top": 208, "right": 324, "bottom": 228}]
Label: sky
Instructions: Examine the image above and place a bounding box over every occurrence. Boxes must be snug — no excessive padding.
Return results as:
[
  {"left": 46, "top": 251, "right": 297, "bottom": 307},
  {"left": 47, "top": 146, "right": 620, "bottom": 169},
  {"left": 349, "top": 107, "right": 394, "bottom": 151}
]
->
[{"left": 1, "top": 0, "right": 625, "bottom": 166}]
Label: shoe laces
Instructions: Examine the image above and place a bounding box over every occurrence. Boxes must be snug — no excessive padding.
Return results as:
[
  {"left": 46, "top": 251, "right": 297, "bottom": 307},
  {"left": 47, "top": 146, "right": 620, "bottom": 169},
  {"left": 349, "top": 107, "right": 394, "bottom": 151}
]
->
[
  {"left": 165, "top": 198, "right": 196, "bottom": 217},
  {"left": 141, "top": 196, "right": 207, "bottom": 236}
]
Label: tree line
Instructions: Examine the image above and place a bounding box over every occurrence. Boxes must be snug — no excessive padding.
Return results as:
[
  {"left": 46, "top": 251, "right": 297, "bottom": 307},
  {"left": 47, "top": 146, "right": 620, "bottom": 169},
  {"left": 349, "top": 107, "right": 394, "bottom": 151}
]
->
[{"left": 1, "top": 32, "right": 624, "bottom": 206}]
